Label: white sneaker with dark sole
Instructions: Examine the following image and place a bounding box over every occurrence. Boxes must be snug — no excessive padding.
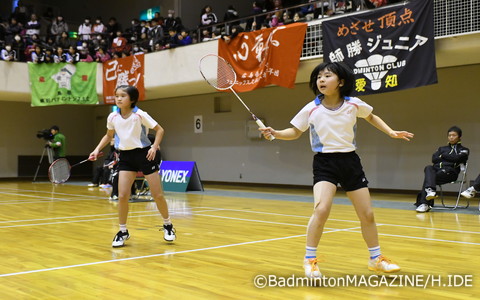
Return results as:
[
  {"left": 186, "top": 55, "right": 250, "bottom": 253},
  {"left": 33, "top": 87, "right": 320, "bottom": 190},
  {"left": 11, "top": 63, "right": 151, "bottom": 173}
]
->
[
  {"left": 461, "top": 187, "right": 476, "bottom": 199},
  {"left": 112, "top": 230, "right": 130, "bottom": 247},
  {"left": 163, "top": 224, "right": 176, "bottom": 242}
]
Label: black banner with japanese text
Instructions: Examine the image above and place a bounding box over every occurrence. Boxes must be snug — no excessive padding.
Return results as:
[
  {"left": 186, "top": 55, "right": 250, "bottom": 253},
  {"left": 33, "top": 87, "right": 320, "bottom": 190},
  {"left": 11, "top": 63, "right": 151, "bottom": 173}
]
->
[{"left": 322, "top": 0, "right": 436, "bottom": 96}]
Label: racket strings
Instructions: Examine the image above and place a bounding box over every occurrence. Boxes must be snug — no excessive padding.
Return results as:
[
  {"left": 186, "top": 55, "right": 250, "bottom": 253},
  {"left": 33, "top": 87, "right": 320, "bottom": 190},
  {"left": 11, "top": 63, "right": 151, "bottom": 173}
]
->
[
  {"left": 50, "top": 159, "right": 70, "bottom": 183},
  {"left": 200, "top": 55, "right": 236, "bottom": 90},
  {"left": 216, "top": 59, "right": 236, "bottom": 89}
]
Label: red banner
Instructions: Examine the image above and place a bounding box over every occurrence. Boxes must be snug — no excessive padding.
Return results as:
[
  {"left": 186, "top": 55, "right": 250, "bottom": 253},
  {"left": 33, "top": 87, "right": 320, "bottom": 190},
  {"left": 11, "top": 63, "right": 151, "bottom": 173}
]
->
[
  {"left": 218, "top": 22, "right": 307, "bottom": 92},
  {"left": 102, "top": 54, "right": 145, "bottom": 104}
]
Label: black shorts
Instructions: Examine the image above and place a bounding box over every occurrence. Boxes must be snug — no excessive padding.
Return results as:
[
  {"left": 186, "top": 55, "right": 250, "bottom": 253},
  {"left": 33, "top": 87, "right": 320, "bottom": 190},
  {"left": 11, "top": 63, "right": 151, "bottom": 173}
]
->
[
  {"left": 118, "top": 147, "right": 160, "bottom": 175},
  {"left": 313, "top": 151, "right": 369, "bottom": 192}
]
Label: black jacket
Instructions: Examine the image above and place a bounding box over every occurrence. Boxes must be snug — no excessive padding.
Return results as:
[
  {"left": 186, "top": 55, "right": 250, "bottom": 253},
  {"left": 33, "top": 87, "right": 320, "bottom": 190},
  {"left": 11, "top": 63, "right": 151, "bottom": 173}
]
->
[{"left": 431, "top": 142, "right": 469, "bottom": 175}]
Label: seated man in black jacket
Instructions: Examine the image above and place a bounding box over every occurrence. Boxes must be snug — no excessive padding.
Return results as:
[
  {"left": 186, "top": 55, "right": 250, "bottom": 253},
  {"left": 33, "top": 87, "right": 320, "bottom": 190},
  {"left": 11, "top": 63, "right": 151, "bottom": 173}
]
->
[{"left": 415, "top": 126, "right": 469, "bottom": 213}]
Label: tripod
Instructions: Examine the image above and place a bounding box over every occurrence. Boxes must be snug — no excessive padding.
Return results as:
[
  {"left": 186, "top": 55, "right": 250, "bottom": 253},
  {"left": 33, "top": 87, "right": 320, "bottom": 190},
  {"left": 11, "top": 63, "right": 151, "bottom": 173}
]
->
[{"left": 33, "top": 145, "right": 54, "bottom": 182}]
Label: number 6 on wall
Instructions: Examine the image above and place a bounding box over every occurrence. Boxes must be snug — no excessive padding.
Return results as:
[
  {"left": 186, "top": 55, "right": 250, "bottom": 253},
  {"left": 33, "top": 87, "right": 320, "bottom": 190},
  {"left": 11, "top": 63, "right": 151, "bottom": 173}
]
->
[{"left": 194, "top": 115, "right": 203, "bottom": 133}]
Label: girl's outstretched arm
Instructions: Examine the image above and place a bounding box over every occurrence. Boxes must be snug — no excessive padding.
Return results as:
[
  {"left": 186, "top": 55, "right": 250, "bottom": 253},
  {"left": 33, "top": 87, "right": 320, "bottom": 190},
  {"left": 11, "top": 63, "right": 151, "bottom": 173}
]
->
[
  {"left": 365, "top": 113, "right": 414, "bottom": 141},
  {"left": 259, "top": 127, "right": 303, "bottom": 141}
]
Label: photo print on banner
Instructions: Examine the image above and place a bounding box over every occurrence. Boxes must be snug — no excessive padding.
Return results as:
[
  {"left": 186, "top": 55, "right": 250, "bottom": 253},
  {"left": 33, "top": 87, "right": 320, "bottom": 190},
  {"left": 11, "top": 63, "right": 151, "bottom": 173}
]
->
[
  {"left": 321, "top": 0, "right": 437, "bottom": 96},
  {"left": 29, "top": 63, "right": 98, "bottom": 106}
]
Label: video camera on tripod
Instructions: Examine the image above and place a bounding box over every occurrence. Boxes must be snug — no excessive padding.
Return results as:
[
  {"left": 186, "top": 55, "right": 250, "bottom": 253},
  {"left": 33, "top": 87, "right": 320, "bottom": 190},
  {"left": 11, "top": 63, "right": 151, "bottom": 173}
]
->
[
  {"left": 33, "top": 129, "right": 55, "bottom": 182},
  {"left": 36, "top": 129, "right": 53, "bottom": 141}
]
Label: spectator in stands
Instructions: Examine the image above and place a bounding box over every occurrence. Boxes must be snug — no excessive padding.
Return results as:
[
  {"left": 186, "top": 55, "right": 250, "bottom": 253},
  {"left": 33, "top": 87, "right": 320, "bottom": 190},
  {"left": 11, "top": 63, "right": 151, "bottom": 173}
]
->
[
  {"left": 148, "top": 19, "right": 164, "bottom": 50},
  {"left": 5, "top": 17, "right": 23, "bottom": 45},
  {"left": 54, "top": 46, "right": 67, "bottom": 63},
  {"left": 164, "top": 28, "right": 180, "bottom": 49},
  {"left": 12, "top": 0, "right": 29, "bottom": 25},
  {"left": 92, "top": 17, "right": 106, "bottom": 36},
  {"left": 164, "top": 10, "right": 180, "bottom": 32},
  {"left": 95, "top": 46, "right": 111, "bottom": 62},
  {"left": 78, "top": 17, "right": 92, "bottom": 41},
  {"left": 221, "top": 25, "right": 244, "bottom": 44},
  {"left": 293, "top": 11, "right": 307, "bottom": 23},
  {"left": 77, "top": 46, "right": 93, "bottom": 62},
  {"left": 111, "top": 30, "right": 128, "bottom": 56},
  {"left": 272, "top": 0, "right": 284, "bottom": 20},
  {"left": 153, "top": 42, "right": 164, "bottom": 52},
  {"left": 139, "top": 20, "right": 149, "bottom": 35},
  {"left": 25, "top": 14, "right": 40, "bottom": 40},
  {"left": 201, "top": 28, "right": 212, "bottom": 41},
  {"left": 368, "top": 0, "right": 388, "bottom": 8},
  {"left": 106, "top": 17, "right": 121, "bottom": 44},
  {"left": 283, "top": 10, "right": 294, "bottom": 25},
  {"left": 1, "top": 44, "right": 17, "bottom": 61},
  {"left": 137, "top": 32, "right": 151, "bottom": 53},
  {"left": 57, "top": 31, "right": 73, "bottom": 50},
  {"left": 224, "top": 5, "right": 240, "bottom": 27},
  {"left": 126, "top": 18, "right": 142, "bottom": 43},
  {"left": 44, "top": 36, "right": 56, "bottom": 49},
  {"left": 247, "top": 1, "right": 266, "bottom": 31},
  {"left": 0, "top": 17, "right": 6, "bottom": 42},
  {"left": 66, "top": 45, "right": 80, "bottom": 63},
  {"left": 12, "top": 34, "right": 25, "bottom": 61},
  {"left": 43, "top": 47, "right": 55, "bottom": 63},
  {"left": 269, "top": 14, "right": 280, "bottom": 27},
  {"left": 200, "top": 5, "right": 218, "bottom": 27},
  {"left": 31, "top": 44, "right": 44, "bottom": 63},
  {"left": 50, "top": 15, "right": 68, "bottom": 43},
  {"left": 28, "top": 33, "right": 43, "bottom": 47},
  {"left": 177, "top": 29, "right": 192, "bottom": 46},
  {"left": 131, "top": 44, "right": 143, "bottom": 55},
  {"left": 24, "top": 42, "right": 37, "bottom": 62},
  {"left": 91, "top": 34, "right": 103, "bottom": 50}
]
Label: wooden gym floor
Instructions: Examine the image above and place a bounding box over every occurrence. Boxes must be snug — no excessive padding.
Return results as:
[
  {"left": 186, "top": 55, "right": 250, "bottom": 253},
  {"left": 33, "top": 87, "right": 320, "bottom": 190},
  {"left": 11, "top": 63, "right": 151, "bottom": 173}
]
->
[{"left": 0, "top": 181, "right": 478, "bottom": 300}]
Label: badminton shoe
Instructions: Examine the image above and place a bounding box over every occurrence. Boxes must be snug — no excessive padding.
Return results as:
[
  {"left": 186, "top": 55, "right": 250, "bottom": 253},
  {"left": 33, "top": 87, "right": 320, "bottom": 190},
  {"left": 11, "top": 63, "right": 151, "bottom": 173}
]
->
[
  {"left": 461, "top": 187, "right": 476, "bottom": 199},
  {"left": 368, "top": 255, "right": 401, "bottom": 273},
  {"left": 415, "top": 203, "right": 431, "bottom": 213},
  {"left": 425, "top": 188, "right": 437, "bottom": 200},
  {"left": 112, "top": 230, "right": 130, "bottom": 247},
  {"left": 304, "top": 258, "right": 322, "bottom": 278},
  {"left": 163, "top": 224, "right": 176, "bottom": 242}
]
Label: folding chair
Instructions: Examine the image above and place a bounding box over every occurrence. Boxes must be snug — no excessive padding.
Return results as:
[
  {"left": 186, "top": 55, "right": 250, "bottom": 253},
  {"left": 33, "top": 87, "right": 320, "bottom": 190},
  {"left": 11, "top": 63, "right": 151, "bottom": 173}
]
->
[
  {"left": 130, "top": 171, "right": 153, "bottom": 202},
  {"left": 437, "top": 163, "right": 469, "bottom": 209}
]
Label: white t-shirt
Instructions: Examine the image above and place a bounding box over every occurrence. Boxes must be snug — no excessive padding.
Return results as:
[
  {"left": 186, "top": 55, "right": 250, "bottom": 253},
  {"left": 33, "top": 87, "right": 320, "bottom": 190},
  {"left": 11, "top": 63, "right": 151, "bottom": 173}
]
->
[
  {"left": 290, "top": 96, "right": 373, "bottom": 153},
  {"left": 107, "top": 107, "right": 157, "bottom": 150}
]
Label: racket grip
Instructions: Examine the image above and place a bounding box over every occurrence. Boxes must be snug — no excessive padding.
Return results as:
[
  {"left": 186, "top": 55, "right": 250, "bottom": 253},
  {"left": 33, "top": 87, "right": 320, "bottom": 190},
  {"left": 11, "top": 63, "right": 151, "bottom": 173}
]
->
[{"left": 255, "top": 119, "right": 275, "bottom": 141}]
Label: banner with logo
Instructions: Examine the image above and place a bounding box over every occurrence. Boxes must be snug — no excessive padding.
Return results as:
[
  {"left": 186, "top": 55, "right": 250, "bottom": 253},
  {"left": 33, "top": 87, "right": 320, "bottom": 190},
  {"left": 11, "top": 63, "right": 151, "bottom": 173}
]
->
[
  {"left": 29, "top": 63, "right": 98, "bottom": 106},
  {"left": 321, "top": 0, "right": 437, "bottom": 96},
  {"left": 160, "top": 161, "right": 203, "bottom": 192},
  {"left": 218, "top": 22, "right": 307, "bottom": 93},
  {"left": 103, "top": 53, "right": 145, "bottom": 104}
]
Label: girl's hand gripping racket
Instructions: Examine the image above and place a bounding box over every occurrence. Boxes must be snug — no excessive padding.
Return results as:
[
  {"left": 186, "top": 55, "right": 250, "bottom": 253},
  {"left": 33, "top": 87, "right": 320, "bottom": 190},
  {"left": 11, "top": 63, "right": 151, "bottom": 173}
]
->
[
  {"left": 199, "top": 54, "right": 274, "bottom": 140},
  {"left": 48, "top": 152, "right": 103, "bottom": 184}
]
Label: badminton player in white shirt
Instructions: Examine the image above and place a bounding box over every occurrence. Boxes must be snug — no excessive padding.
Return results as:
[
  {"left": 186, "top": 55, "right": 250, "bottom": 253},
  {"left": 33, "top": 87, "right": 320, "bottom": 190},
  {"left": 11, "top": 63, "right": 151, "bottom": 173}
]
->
[
  {"left": 260, "top": 62, "right": 414, "bottom": 278},
  {"left": 90, "top": 85, "right": 176, "bottom": 247}
]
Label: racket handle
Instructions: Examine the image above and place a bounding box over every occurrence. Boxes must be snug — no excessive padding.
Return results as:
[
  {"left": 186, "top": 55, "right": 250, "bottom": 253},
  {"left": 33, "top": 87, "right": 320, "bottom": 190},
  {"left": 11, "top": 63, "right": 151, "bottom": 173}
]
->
[
  {"left": 255, "top": 119, "right": 275, "bottom": 141},
  {"left": 89, "top": 152, "right": 104, "bottom": 161}
]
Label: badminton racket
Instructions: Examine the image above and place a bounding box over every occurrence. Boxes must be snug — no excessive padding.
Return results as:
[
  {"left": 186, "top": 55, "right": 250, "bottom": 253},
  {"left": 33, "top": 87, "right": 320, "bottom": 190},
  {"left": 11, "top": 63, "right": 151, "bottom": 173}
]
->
[
  {"left": 199, "top": 54, "right": 274, "bottom": 140},
  {"left": 48, "top": 152, "right": 103, "bottom": 184}
]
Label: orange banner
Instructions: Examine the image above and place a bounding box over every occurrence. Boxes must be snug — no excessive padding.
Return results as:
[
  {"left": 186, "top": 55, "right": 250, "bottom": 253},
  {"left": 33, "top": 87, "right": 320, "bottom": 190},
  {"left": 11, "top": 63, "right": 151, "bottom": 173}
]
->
[
  {"left": 102, "top": 54, "right": 145, "bottom": 104},
  {"left": 218, "top": 22, "right": 307, "bottom": 92}
]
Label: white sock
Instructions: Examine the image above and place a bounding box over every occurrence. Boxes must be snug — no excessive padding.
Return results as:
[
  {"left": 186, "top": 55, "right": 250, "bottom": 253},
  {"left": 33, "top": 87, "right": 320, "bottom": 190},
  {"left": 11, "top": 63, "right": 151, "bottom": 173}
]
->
[
  {"left": 163, "top": 217, "right": 171, "bottom": 225},
  {"left": 305, "top": 246, "right": 317, "bottom": 259},
  {"left": 119, "top": 224, "right": 127, "bottom": 233},
  {"left": 369, "top": 246, "right": 381, "bottom": 259}
]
